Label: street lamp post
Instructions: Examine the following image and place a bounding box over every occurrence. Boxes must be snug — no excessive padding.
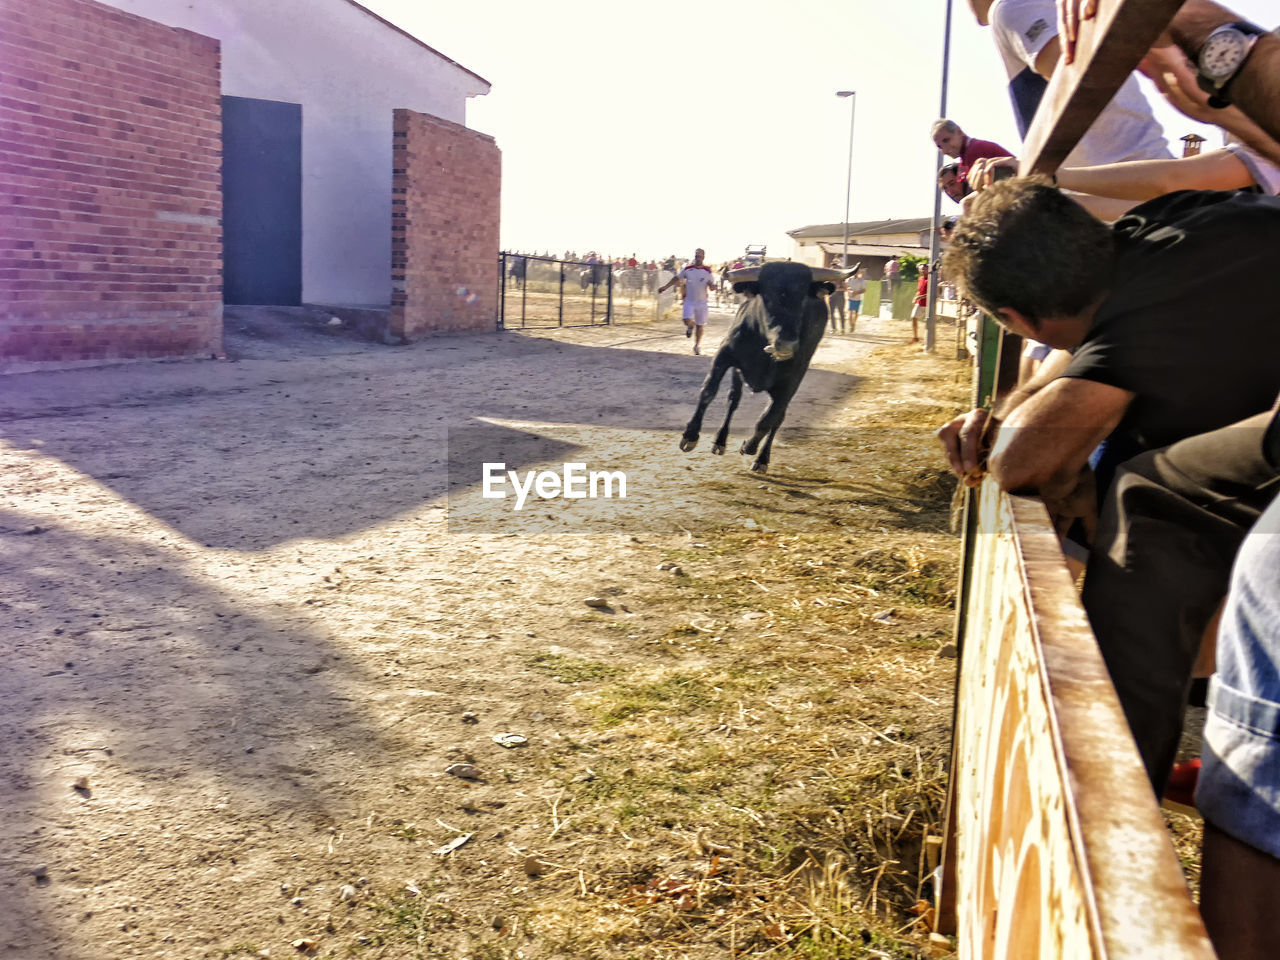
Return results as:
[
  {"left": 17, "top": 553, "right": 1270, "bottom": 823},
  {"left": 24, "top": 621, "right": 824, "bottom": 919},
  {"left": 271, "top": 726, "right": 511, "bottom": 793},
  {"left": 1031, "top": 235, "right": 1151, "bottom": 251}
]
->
[
  {"left": 927, "top": 0, "right": 954, "bottom": 354},
  {"left": 836, "top": 91, "right": 856, "bottom": 269}
]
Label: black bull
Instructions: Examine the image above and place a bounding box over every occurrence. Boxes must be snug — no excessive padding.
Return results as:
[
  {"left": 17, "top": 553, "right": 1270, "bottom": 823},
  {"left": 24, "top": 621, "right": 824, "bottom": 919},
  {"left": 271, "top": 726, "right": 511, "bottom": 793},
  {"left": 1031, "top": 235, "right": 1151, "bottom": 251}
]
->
[{"left": 679, "top": 261, "right": 841, "bottom": 474}]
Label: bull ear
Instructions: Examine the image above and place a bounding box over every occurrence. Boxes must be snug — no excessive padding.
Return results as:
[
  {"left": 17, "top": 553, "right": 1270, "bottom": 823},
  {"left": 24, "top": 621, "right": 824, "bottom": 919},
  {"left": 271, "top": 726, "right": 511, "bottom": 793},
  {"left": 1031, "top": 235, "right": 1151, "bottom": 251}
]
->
[
  {"left": 733, "top": 281, "right": 760, "bottom": 296},
  {"left": 812, "top": 282, "right": 836, "bottom": 296}
]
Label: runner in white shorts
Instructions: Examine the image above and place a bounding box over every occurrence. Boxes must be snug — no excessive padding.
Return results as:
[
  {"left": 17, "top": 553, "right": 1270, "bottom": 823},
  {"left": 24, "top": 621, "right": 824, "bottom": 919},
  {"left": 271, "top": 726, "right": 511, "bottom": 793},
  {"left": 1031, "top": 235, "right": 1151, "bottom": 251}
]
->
[{"left": 659, "top": 247, "right": 715, "bottom": 355}]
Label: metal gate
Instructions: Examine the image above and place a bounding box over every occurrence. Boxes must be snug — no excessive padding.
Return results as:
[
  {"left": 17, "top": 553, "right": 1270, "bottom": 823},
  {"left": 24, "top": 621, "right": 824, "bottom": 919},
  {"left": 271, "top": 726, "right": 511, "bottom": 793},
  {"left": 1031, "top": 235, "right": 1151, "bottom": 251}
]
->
[{"left": 497, "top": 253, "right": 613, "bottom": 330}]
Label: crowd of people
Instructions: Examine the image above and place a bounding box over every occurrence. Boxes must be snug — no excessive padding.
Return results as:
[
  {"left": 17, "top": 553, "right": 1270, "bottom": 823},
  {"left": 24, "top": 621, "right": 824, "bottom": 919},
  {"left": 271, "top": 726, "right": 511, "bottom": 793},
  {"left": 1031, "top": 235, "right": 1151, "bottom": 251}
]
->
[{"left": 933, "top": 2, "right": 1280, "bottom": 956}]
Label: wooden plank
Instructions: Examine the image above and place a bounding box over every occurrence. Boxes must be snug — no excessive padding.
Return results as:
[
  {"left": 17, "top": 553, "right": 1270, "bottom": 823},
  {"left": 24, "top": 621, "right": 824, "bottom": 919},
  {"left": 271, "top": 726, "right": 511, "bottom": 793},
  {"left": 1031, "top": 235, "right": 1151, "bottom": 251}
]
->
[
  {"left": 949, "top": 482, "right": 1215, "bottom": 959},
  {"left": 1018, "top": 0, "right": 1185, "bottom": 175},
  {"left": 1009, "top": 495, "right": 1213, "bottom": 959}
]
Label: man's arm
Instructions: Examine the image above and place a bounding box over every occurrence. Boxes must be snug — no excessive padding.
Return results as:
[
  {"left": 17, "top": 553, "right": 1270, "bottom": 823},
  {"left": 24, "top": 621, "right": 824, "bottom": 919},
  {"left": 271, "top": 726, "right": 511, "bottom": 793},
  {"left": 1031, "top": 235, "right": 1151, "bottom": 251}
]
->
[
  {"left": 1140, "top": 43, "right": 1280, "bottom": 168},
  {"left": 1033, "top": 34, "right": 1064, "bottom": 80},
  {"left": 1057, "top": 148, "right": 1256, "bottom": 199},
  {"left": 1159, "top": 2, "right": 1280, "bottom": 145},
  {"left": 989, "top": 376, "right": 1133, "bottom": 498},
  {"left": 937, "top": 350, "right": 1074, "bottom": 481}
]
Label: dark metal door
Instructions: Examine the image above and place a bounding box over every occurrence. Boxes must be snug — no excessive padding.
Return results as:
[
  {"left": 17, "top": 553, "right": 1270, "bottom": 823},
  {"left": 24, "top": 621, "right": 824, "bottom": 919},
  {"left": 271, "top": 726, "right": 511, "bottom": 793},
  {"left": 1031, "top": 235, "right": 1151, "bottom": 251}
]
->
[{"left": 222, "top": 95, "right": 302, "bottom": 305}]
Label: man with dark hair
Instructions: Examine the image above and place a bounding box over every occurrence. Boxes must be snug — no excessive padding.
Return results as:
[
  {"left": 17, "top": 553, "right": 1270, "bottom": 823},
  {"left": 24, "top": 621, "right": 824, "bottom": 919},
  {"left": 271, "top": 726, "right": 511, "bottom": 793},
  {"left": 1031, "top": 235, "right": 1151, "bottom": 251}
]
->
[
  {"left": 938, "top": 176, "right": 1280, "bottom": 798},
  {"left": 937, "top": 163, "right": 971, "bottom": 203}
]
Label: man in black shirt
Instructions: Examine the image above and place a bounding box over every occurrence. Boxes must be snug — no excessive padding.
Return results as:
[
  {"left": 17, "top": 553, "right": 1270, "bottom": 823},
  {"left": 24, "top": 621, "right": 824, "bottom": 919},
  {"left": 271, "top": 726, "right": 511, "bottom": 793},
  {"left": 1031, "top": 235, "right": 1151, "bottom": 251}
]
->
[{"left": 937, "top": 178, "right": 1280, "bottom": 795}]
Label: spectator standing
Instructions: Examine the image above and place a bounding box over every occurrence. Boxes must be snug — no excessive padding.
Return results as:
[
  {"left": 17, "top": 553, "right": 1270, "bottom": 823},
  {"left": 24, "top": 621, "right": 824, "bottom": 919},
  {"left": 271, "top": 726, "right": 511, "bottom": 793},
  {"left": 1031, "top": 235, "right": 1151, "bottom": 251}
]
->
[
  {"left": 846, "top": 267, "right": 868, "bottom": 332},
  {"left": 658, "top": 247, "right": 715, "bottom": 355},
  {"left": 828, "top": 273, "right": 847, "bottom": 334},
  {"left": 910, "top": 263, "right": 929, "bottom": 345},
  {"left": 885, "top": 257, "right": 900, "bottom": 301}
]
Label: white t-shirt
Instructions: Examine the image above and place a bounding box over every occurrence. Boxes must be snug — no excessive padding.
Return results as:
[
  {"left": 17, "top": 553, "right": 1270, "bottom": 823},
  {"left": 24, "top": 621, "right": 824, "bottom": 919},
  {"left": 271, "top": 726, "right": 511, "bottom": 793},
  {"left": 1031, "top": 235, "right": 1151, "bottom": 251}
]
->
[
  {"left": 989, "top": 0, "right": 1171, "bottom": 166},
  {"left": 678, "top": 264, "right": 715, "bottom": 302},
  {"left": 1225, "top": 141, "right": 1280, "bottom": 195}
]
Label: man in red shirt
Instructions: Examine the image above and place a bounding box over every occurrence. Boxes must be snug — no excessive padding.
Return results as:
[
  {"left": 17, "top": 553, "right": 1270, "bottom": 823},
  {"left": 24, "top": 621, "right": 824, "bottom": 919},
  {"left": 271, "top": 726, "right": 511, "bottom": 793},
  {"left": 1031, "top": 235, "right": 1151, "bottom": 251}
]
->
[{"left": 931, "top": 118, "right": 1013, "bottom": 181}]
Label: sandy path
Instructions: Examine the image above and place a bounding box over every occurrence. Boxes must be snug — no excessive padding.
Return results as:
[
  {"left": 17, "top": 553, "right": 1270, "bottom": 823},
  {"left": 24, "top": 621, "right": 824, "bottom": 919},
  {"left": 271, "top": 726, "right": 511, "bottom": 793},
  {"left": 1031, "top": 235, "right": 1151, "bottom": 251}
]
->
[{"left": 0, "top": 304, "right": 920, "bottom": 958}]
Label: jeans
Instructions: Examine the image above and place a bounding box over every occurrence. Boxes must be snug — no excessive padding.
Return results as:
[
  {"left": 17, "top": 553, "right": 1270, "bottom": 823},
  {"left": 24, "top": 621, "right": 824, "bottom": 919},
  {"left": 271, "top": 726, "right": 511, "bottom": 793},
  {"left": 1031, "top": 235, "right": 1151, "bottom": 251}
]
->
[{"left": 1198, "top": 496, "right": 1280, "bottom": 857}]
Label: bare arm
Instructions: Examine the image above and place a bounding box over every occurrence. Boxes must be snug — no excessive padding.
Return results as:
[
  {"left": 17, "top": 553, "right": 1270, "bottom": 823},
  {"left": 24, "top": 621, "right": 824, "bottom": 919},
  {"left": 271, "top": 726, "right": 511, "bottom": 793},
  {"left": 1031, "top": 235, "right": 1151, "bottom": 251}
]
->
[
  {"left": 936, "top": 350, "right": 1074, "bottom": 482},
  {"left": 1140, "top": 45, "right": 1280, "bottom": 169},
  {"left": 995, "top": 348, "right": 1073, "bottom": 418},
  {"left": 989, "top": 376, "right": 1132, "bottom": 499},
  {"left": 1034, "top": 34, "right": 1063, "bottom": 80},
  {"left": 1057, "top": 149, "right": 1256, "bottom": 199},
  {"left": 1161, "top": 1, "right": 1280, "bottom": 145}
]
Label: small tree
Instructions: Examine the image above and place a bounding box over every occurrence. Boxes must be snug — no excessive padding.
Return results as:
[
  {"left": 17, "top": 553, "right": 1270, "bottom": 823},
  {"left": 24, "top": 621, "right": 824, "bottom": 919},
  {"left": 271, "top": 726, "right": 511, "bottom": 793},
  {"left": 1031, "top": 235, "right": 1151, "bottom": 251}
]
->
[{"left": 896, "top": 254, "right": 929, "bottom": 283}]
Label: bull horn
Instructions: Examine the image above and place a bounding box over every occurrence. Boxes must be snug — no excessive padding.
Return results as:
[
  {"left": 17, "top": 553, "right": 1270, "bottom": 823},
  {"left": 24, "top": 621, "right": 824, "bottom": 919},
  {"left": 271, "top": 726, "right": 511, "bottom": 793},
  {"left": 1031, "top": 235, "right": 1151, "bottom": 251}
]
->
[
  {"left": 725, "top": 267, "right": 761, "bottom": 283},
  {"left": 809, "top": 266, "right": 854, "bottom": 282}
]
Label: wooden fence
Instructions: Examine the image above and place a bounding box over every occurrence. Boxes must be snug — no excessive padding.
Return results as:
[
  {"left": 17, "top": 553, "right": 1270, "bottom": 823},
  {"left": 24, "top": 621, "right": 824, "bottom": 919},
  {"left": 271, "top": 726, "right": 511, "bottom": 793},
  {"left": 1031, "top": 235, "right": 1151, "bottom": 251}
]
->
[
  {"left": 938, "top": 1, "right": 1219, "bottom": 955},
  {"left": 940, "top": 482, "right": 1213, "bottom": 958}
]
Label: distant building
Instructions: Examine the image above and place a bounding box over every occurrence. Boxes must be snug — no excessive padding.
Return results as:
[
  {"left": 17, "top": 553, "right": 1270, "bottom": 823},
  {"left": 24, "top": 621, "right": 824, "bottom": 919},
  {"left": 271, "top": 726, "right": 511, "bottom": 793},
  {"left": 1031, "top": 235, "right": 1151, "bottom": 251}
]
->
[
  {"left": 98, "top": 0, "right": 493, "bottom": 307},
  {"left": 787, "top": 219, "right": 934, "bottom": 280},
  {"left": 1180, "top": 133, "right": 1207, "bottom": 158},
  {"left": 3, "top": 0, "right": 497, "bottom": 371}
]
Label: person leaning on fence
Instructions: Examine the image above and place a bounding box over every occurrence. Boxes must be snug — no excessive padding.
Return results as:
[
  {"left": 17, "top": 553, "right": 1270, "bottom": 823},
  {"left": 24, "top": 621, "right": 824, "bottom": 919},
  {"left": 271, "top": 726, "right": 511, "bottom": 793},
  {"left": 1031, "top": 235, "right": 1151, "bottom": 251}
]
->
[
  {"left": 930, "top": 118, "right": 1014, "bottom": 184},
  {"left": 1055, "top": 9, "right": 1280, "bottom": 956},
  {"left": 938, "top": 162, "right": 973, "bottom": 204},
  {"left": 934, "top": 176, "right": 1280, "bottom": 800}
]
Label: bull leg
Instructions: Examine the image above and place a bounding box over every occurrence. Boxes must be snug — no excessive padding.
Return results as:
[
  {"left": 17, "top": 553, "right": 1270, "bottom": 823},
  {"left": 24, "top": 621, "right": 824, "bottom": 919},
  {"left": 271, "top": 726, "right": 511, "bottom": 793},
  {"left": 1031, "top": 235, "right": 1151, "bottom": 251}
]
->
[
  {"left": 740, "top": 382, "right": 800, "bottom": 473},
  {"left": 750, "top": 423, "right": 784, "bottom": 474},
  {"left": 681, "top": 355, "right": 732, "bottom": 452},
  {"left": 711, "top": 369, "right": 744, "bottom": 455}
]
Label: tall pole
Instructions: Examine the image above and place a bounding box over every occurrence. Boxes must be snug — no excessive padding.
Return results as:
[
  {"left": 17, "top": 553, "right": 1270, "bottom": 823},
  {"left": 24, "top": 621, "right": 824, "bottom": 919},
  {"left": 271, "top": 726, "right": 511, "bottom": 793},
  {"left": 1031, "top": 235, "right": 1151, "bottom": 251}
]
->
[
  {"left": 837, "top": 91, "right": 856, "bottom": 268},
  {"left": 926, "top": 0, "right": 953, "bottom": 353}
]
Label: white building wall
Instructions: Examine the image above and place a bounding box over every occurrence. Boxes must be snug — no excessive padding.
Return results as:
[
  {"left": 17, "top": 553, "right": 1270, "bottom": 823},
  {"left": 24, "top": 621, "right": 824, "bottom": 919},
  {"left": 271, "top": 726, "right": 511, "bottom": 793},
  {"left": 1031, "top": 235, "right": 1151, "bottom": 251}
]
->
[
  {"left": 792, "top": 242, "right": 825, "bottom": 268},
  {"left": 99, "top": 0, "right": 490, "bottom": 305}
]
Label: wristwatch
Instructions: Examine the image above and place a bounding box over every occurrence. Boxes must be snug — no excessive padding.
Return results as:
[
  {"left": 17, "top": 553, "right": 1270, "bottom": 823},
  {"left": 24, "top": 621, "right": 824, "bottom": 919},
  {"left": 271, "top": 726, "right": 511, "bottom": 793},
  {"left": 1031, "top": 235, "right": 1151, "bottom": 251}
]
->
[{"left": 1195, "top": 21, "right": 1266, "bottom": 108}]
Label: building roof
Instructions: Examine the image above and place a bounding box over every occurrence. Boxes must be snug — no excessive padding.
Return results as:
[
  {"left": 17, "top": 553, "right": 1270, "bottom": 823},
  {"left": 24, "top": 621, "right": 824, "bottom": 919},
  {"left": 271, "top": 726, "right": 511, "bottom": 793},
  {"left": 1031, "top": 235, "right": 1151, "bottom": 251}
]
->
[
  {"left": 342, "top": 0, "right": 492, "bottom": 90},
  {"left": 788, "top": 217, "right": 934, "bottom": 240},
  {"left": 816, "top": 241, "right": 927, "bottom": 258}
]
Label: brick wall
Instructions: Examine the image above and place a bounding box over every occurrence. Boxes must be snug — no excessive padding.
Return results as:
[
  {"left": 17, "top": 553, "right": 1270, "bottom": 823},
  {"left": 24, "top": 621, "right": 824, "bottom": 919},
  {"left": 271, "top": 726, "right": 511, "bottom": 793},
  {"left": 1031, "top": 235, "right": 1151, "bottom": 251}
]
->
[
  {"left": 0, "top": 0, "right": 222, "bottom": 371},
  {"left": 390, "top": 109, "right": 500, "bottom": 340}
]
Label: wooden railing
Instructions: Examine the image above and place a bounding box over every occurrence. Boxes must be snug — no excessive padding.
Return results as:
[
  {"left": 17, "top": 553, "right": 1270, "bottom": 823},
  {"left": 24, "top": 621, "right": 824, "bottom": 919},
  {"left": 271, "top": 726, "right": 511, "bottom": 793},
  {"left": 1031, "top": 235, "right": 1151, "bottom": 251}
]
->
[
  {"left": 938, "top": 2, "right": 1217, "bottom": 955},
  {"left": 939, "top": 483, "right": 1214, "bottom": 958}
]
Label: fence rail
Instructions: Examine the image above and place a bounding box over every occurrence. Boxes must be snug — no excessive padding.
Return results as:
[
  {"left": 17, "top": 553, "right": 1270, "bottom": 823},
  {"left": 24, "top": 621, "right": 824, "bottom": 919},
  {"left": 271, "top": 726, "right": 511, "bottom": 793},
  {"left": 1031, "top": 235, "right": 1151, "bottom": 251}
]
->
[
  {"left": 942, "top": 2, "right": 1214, "bottom": 954},
  {"left": 940, "top": 482, "right": 1213, "bottom": 958},
  {"left": 497, "top": 253, "right": 613, "bottom": 330}
]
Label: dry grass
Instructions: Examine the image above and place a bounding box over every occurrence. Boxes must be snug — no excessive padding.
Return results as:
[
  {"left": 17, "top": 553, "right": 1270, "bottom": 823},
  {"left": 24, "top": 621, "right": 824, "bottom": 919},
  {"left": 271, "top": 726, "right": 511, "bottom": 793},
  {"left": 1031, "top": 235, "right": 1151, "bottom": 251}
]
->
[{"left": 346, "top": 342, "right": 971, "bottom": 959}]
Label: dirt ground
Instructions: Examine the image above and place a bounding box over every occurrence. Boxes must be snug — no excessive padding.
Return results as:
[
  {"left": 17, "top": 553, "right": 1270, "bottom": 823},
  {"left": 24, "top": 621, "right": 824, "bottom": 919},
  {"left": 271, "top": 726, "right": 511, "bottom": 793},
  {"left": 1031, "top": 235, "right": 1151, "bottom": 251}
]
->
[{"left": 0, "top": 302, "right": 972, "bottom": 959}]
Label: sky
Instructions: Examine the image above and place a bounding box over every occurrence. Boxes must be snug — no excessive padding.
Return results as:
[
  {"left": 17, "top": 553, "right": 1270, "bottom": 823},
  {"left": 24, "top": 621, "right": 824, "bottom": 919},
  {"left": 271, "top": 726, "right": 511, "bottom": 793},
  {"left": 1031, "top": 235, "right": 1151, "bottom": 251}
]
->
[{"left": 363, "top": 0, "right": 1274, "bottom": 264}]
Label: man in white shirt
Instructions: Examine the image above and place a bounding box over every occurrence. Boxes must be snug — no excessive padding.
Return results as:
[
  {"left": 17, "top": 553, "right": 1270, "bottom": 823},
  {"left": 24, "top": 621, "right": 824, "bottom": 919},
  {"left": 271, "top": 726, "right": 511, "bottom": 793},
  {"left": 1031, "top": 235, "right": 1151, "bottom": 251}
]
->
[
  {"left": 659, "top": 247, "right": 716, "bottom": 355},
  {"left": 970, "top": 0, "right": 1172, "bottom": 166}
]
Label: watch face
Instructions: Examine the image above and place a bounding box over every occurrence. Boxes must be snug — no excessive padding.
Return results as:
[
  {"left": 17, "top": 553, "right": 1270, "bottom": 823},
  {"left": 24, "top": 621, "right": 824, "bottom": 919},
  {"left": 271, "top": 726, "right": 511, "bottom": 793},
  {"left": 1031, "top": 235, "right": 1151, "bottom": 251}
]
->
[{"left": 1201, "top": 29, "right": 1248, "bottom": 81}]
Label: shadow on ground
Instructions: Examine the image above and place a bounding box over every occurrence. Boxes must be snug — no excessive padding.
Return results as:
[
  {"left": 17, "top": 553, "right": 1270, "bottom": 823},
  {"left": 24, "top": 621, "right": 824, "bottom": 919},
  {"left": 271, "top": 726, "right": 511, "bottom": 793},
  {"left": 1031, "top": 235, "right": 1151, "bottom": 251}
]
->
[{"left": 0, "top": 314, "right": 863, "bottom": 550}]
